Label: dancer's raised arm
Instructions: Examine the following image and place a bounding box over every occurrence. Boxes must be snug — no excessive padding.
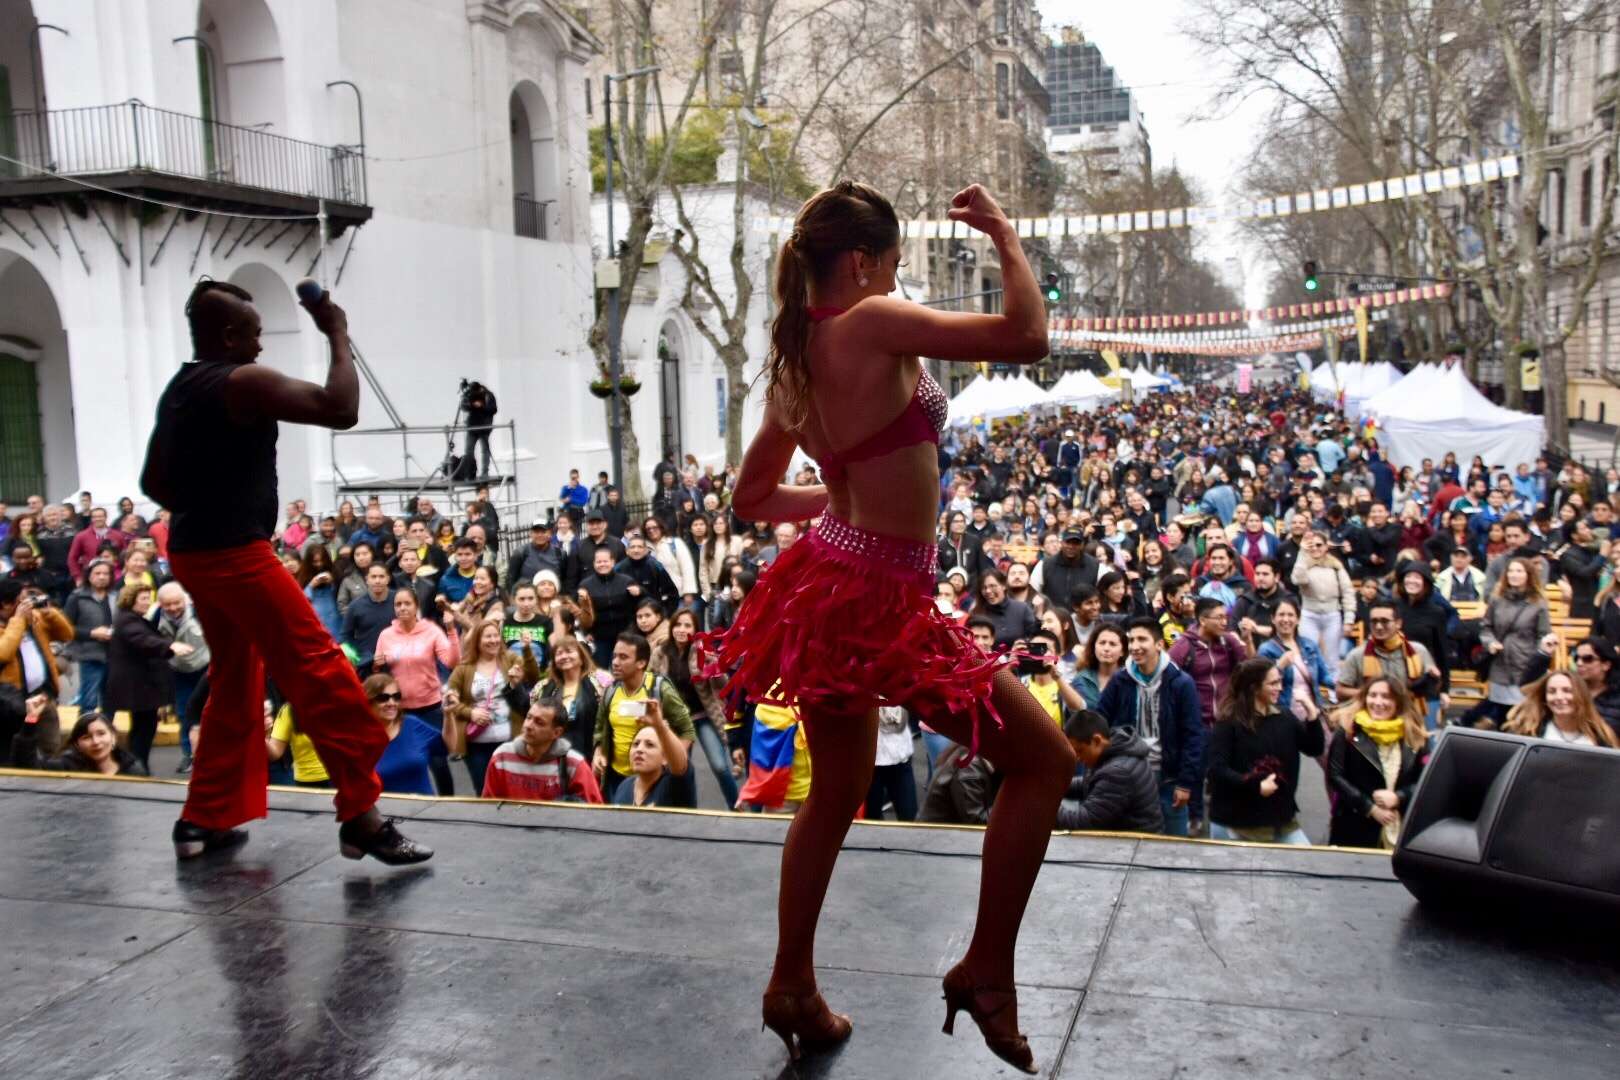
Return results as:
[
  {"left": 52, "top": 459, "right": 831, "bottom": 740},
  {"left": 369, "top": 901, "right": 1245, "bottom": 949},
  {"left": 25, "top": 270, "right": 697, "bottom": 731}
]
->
[{"left": 843, "top": 184, "right": 1048, "bottom": 363}]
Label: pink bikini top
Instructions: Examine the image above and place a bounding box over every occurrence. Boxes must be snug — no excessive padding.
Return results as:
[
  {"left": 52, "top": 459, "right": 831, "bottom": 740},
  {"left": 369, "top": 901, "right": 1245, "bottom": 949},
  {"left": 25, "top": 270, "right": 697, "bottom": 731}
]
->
[{"left": 808, "top": 306, "right": 947, "bottom": 482}]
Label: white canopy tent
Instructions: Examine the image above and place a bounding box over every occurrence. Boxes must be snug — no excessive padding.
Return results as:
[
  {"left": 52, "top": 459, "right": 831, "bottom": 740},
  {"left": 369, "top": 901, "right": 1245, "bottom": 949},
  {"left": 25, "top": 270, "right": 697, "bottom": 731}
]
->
[
  {"left": 1358, "top": 363, "right": 1443, "bottom": 418},
  {"left": 1343, "top": 362, "right": 1403, "bottom": 418},
  {"left": 1049, "top": 369, "right": 1119, "bottom": 410},
  {"left": 1008, "top": 373, "right": 1056, "bottom": 411},
  {"left": 1367, "top": 366, "right": 1544, "bottom": 471},
  {"left": 1129, "top": 365, "right": 1171, "bottom": 390},
  {"left": 946, "top": 373, "right": 993, "bottom": 426}
]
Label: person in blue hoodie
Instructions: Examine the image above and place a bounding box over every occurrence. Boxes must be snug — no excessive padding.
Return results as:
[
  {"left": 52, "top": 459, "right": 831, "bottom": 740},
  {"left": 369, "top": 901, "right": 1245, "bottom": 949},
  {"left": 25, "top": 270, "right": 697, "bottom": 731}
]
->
[{"left": 1097, "top": 615, "right": 1206, "bottom": 836}]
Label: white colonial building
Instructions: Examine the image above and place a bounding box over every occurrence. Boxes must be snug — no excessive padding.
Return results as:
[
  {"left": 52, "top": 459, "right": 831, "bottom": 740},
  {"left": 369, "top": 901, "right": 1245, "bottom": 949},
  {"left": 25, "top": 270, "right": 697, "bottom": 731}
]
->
[{"left": 0, "top": 0, "right": 739, "bottom": 521}]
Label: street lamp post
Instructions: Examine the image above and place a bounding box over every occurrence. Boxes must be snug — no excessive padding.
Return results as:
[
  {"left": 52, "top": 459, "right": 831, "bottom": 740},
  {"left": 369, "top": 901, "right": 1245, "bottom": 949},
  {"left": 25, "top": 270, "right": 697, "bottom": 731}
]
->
[{"left": 602, "top": 65, "right": 660, "bottom": 494}]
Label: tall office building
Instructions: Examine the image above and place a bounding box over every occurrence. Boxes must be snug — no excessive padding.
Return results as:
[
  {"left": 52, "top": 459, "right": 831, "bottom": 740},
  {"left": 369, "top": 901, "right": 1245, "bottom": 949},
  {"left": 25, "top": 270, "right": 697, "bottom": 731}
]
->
[{"left": 1044, "top": 26, "right": 1150, "bottom": 190}]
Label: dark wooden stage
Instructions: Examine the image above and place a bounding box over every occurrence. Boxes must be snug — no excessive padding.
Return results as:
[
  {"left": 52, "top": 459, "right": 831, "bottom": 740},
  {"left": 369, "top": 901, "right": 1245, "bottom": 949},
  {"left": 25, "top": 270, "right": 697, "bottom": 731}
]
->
[{"left": 0, "top": 771, "right": 1613, "bottom": 1078}]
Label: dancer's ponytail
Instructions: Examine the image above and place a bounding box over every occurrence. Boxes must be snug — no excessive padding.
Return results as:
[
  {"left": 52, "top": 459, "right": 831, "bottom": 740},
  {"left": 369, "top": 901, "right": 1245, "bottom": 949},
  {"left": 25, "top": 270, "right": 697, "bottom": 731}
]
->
[{"left": 764, "top": 180, "right": 898, "bottom": 431}]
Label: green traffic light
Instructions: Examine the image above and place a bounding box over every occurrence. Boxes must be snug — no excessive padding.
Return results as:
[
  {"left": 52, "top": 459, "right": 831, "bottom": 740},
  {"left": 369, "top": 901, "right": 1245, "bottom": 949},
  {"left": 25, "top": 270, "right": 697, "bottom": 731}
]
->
[
  {"left": 1046, "top": 288, "right": 1062, "bottom": 301},
  {"left": 1304, "top": 278, "right": 1318, "bottom": 291}
]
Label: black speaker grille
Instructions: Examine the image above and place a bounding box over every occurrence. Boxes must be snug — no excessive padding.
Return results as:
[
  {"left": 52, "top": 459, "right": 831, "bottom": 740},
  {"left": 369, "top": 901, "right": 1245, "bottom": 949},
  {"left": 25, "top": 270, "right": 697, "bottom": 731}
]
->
[{"left": 1488, "top": 744, "right": 1620, "bottom": 895}]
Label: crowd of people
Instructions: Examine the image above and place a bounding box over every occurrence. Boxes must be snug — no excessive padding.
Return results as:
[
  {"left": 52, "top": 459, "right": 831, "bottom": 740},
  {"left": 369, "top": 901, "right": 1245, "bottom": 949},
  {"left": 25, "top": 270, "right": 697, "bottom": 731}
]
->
[{"left": 4, "top": 378, "right": 1619, "bottom": 846}]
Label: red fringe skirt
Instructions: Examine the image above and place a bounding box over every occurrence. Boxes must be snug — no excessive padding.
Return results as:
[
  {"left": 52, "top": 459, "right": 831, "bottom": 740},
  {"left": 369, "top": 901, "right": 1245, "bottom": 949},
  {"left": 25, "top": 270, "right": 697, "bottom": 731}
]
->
[{"left": 699, "top": 515, "right": 1007, "bottom": 758}]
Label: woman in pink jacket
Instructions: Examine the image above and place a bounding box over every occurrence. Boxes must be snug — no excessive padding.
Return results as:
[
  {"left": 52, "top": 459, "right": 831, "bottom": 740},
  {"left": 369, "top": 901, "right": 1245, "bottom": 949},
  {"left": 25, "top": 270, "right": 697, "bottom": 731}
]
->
[{"left": 374, "top": 588, "right": 460, "bottom": 730}]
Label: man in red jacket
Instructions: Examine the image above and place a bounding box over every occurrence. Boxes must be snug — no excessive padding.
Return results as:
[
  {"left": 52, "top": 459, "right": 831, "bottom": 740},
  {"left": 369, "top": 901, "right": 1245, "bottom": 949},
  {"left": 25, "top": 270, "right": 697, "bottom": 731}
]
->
[{"left": 66, "top": 508, "right": 128, "bottom": 584}]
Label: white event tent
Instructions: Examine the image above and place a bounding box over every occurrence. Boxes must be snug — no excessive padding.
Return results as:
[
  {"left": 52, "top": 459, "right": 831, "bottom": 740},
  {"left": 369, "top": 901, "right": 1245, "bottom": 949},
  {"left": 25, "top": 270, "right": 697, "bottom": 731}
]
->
[
  {"left": 948, "top": 373, "right": 1056, "bottom": 425},
  {"left": 1049, "top": 370, "right": 1119, "bottom": 410},
  {"left": 1342, "top": 362, "right": 1404, "bottom": 418},
  {"left": 1130, "top": 365, "right": 1171, "bottom": 391},
  {"left": 1366, "top": 366, "right": 1544, "bottom": 470}
]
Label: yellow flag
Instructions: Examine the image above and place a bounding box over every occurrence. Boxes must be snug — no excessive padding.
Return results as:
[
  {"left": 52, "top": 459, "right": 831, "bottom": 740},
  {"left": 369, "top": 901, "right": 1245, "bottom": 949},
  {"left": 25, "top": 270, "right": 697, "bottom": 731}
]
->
[
  {"left": 1101, "top": 349, "right": 1122, "bottom": 371},
  {"left": 1354, "top": 304, "right": 1369, "bottom": 363}
]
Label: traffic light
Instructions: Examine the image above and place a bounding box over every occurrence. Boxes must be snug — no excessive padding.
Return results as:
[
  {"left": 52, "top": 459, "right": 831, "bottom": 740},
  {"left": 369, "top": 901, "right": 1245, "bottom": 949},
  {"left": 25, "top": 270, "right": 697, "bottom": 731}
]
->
[
  {"left": 1044, "top": 272, "right": 1063, "bottom": 303},
  {"left": 1303, "top": 260, "right": 1319, "bottom": 292}
]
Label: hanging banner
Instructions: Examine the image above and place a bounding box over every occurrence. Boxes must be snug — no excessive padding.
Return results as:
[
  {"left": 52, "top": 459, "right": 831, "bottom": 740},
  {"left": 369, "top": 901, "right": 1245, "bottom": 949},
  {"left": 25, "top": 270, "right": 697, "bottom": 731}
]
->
[
  {"left": 1521, "top": 358, "right": 1542, "bottom": 392},
  {"left": 1354, "top": 303, "right": 1369, "bottom": 363},
  {"left": 1237, "top": 363, "right": 1253, "bottom": 393}
]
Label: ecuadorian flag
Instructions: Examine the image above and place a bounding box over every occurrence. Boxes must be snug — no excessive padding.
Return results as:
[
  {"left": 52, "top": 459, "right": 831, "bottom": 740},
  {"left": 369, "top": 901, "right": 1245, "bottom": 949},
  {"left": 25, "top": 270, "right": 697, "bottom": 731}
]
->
[{"left": 739, "top": 699, "right": 804, "bottom": 809}]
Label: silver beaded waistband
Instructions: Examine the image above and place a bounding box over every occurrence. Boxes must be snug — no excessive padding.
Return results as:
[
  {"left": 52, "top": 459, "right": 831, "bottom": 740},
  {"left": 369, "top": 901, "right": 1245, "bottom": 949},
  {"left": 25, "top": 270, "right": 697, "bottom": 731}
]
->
[{"left": 811, "top": 514, "right": 938, "bottom": 578}]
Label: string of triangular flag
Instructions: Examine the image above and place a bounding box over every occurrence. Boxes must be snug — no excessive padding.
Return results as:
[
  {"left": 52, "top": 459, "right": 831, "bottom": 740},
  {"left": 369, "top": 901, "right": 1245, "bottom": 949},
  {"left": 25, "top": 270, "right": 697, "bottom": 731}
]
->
[
  {"left": 1050, "top": 284, "right": 1449, "bottom": 334},
  {"left": 751, "top": 154, "right": 1520, "bottom": 238}
]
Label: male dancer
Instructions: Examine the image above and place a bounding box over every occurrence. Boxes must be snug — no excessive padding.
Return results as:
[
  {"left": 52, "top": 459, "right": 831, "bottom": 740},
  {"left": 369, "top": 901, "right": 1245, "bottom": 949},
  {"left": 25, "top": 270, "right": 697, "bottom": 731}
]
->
[{"left": 141, "top": 278, "right": 430, "bottom": 864}]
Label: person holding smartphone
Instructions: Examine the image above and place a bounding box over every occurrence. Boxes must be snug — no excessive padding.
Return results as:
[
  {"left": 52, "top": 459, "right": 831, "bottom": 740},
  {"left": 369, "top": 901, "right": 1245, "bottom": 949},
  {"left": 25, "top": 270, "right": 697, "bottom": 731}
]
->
[{"left": 1016, "top": 630, "right": 1085, "bottom": 727}]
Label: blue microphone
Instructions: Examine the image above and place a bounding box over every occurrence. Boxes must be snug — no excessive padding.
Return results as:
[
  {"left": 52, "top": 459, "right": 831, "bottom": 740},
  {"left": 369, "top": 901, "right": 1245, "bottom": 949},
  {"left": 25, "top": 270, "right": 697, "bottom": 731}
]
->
[{"left": 295, "top": 278, "right": 325, "bottom": 306}]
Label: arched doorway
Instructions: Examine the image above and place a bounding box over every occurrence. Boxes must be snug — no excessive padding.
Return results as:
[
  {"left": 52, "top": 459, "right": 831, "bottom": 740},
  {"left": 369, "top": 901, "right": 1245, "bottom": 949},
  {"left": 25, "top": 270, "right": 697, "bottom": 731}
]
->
[
  {"left": 509, "top": 82, "right": 557, "bottom": 239},
  {"left": 0, "top": 0, "right": 46, "bottom": 176},
  {"left": 195, "top": 0, "right": 287, "bottom": 181},
  {"left": 228, "top": 263, "right": 309, "bottom": 508},
  {"left": 658, "top": 325, "right": 683, "bottom": 467},
  {"left": 0, "top": 252, "right": 76, "bottom": 501}
]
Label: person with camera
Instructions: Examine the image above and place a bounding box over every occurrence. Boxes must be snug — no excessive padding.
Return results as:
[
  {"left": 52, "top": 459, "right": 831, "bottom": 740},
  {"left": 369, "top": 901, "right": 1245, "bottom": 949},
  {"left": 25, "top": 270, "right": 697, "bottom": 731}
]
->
[
  {"left": 592, "top": 631, "right": 695, "bottom": 799},
  {"left": 610, "top": 696, "right": 696, "bottom": 808},
  {"left": 458, "top": 379, "right": 498, "bottom": 478},
  {"left": 1018, "top": 628, "right": 1085, "bottom": 727},
  {"left": 1, "top": 578, "right": 76, "bottom": 755}
]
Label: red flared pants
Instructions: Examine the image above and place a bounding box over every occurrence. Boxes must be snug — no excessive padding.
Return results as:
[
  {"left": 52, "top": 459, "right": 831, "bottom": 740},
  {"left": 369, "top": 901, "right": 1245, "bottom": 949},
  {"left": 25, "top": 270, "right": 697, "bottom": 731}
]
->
[{"left": 170, "top": 541, "right": 386, "bottom": 828}]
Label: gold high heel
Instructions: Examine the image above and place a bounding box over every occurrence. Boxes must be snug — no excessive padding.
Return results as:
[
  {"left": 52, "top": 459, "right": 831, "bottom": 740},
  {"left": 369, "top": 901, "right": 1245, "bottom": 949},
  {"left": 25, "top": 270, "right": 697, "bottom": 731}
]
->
[
  {"left": 761, "top": 989, "right": 853, "bottom": 1062},
  {"left": 941, "top": 963, "right": 1038, "bottom": 1074}
]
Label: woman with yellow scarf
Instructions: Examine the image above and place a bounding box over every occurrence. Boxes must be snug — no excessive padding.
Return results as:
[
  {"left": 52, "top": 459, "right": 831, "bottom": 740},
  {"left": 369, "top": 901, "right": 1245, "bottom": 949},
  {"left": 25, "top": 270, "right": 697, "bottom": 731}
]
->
[{"left": 1327, "top": 677, "right": 1428, "bottom": 849}]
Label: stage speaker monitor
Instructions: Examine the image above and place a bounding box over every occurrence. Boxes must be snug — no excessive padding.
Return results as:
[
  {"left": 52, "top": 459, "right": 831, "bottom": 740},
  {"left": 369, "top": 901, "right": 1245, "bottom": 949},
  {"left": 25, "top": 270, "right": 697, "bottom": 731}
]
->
[{"left": 1392, "top": 727, "right": 1620, "bottom": 917}]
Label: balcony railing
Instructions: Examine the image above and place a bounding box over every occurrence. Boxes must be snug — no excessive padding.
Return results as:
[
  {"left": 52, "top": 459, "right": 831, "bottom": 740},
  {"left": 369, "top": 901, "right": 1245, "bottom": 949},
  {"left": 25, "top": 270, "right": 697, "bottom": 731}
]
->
[
  {"left": 0, "top": 101, "right": 366, "bottom": 206},
  {"left": 514, "top": 193, "right": 550, "bottom": 240}
]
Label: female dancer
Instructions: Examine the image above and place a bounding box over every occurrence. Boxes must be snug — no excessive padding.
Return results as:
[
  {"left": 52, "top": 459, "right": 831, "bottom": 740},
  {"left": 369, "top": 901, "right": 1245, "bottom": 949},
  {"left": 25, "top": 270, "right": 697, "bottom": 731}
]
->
[{"left": 702, "top": 181, "right": 1072, "bottom": 1072}]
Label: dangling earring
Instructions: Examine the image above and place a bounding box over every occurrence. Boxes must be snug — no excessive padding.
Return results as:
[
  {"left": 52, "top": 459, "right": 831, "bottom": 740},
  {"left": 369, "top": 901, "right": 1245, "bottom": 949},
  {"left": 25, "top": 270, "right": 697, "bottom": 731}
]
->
[{"left": 858, "top": 275, "right": 869, "bottom": 287}]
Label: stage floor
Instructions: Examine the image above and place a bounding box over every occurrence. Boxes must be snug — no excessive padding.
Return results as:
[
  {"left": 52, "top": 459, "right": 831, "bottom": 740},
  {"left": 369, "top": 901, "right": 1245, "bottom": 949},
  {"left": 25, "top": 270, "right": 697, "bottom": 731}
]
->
[{"left": 0, "top": 772, "right": 1614, "bottom": 1079}]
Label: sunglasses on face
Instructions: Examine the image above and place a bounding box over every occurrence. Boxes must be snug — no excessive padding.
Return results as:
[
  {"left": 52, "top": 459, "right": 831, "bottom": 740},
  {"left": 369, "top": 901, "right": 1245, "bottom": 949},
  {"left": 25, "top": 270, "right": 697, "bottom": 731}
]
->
[
  {"left": 371, "top": 691, "right": 403, "bottom": 703},
  {"left": 1576, "top": 653, "right": 1600, "bottom": 664}
]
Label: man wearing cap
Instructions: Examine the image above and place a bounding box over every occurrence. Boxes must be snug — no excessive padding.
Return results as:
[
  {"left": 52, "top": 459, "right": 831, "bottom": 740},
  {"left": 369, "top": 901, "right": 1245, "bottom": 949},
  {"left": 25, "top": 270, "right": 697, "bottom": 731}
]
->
[
  {"left": 1035, "top": 528, "right": 1100, "bottom": 609},
  {"left": 508, "top": 518, "right": 562, "bottom": 590},
  {"left": 563, "top": 509, "right": 626, "bottom": 595}
]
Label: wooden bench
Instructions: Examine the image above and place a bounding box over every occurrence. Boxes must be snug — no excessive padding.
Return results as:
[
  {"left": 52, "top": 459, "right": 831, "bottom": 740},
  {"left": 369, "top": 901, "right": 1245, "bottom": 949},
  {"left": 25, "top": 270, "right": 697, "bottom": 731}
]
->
[
  {"left": 1006, "top": 543, "right": 1040, "bottom": 566},
  {"left": 1346, "top": 584, "right": 1588, "bottom": 704}
]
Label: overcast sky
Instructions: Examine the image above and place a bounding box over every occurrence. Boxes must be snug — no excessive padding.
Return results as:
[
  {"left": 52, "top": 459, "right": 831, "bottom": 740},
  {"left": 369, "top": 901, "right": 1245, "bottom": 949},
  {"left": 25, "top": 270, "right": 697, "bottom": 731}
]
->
[{"left": 1040, "top": 0, "right": 1275, "bottom": 305}]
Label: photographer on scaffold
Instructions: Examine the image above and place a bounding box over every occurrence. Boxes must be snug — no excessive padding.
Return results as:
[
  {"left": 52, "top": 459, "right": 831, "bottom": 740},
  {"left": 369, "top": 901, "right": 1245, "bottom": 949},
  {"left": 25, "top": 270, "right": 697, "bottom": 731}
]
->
[{"left": 460, "top": 379, "right": 499, "bottom": 480}]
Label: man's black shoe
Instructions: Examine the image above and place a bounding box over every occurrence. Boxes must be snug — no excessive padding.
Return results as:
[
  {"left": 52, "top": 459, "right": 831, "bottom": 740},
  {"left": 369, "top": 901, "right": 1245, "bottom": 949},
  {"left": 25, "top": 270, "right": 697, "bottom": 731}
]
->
[
  {"left": 338, "top": 817, "right": 434, "bottom": 865},
  {"left": 172, "top": 819, "right": 249, "bottom": 860}
]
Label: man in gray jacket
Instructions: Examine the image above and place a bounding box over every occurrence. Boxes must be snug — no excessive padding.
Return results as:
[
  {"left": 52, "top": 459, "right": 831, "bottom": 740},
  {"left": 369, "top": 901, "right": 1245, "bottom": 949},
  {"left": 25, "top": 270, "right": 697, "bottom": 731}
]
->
[{"left": 155, "top": 583, "right": 211, "bottom": 773}]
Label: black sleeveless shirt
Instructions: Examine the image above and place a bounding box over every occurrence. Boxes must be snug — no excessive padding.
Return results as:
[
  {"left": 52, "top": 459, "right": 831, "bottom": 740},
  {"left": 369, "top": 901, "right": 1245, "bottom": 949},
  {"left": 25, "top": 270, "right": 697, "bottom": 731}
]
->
[{"left": 150, "top": 360, "right": 279, "bottom": 553}]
